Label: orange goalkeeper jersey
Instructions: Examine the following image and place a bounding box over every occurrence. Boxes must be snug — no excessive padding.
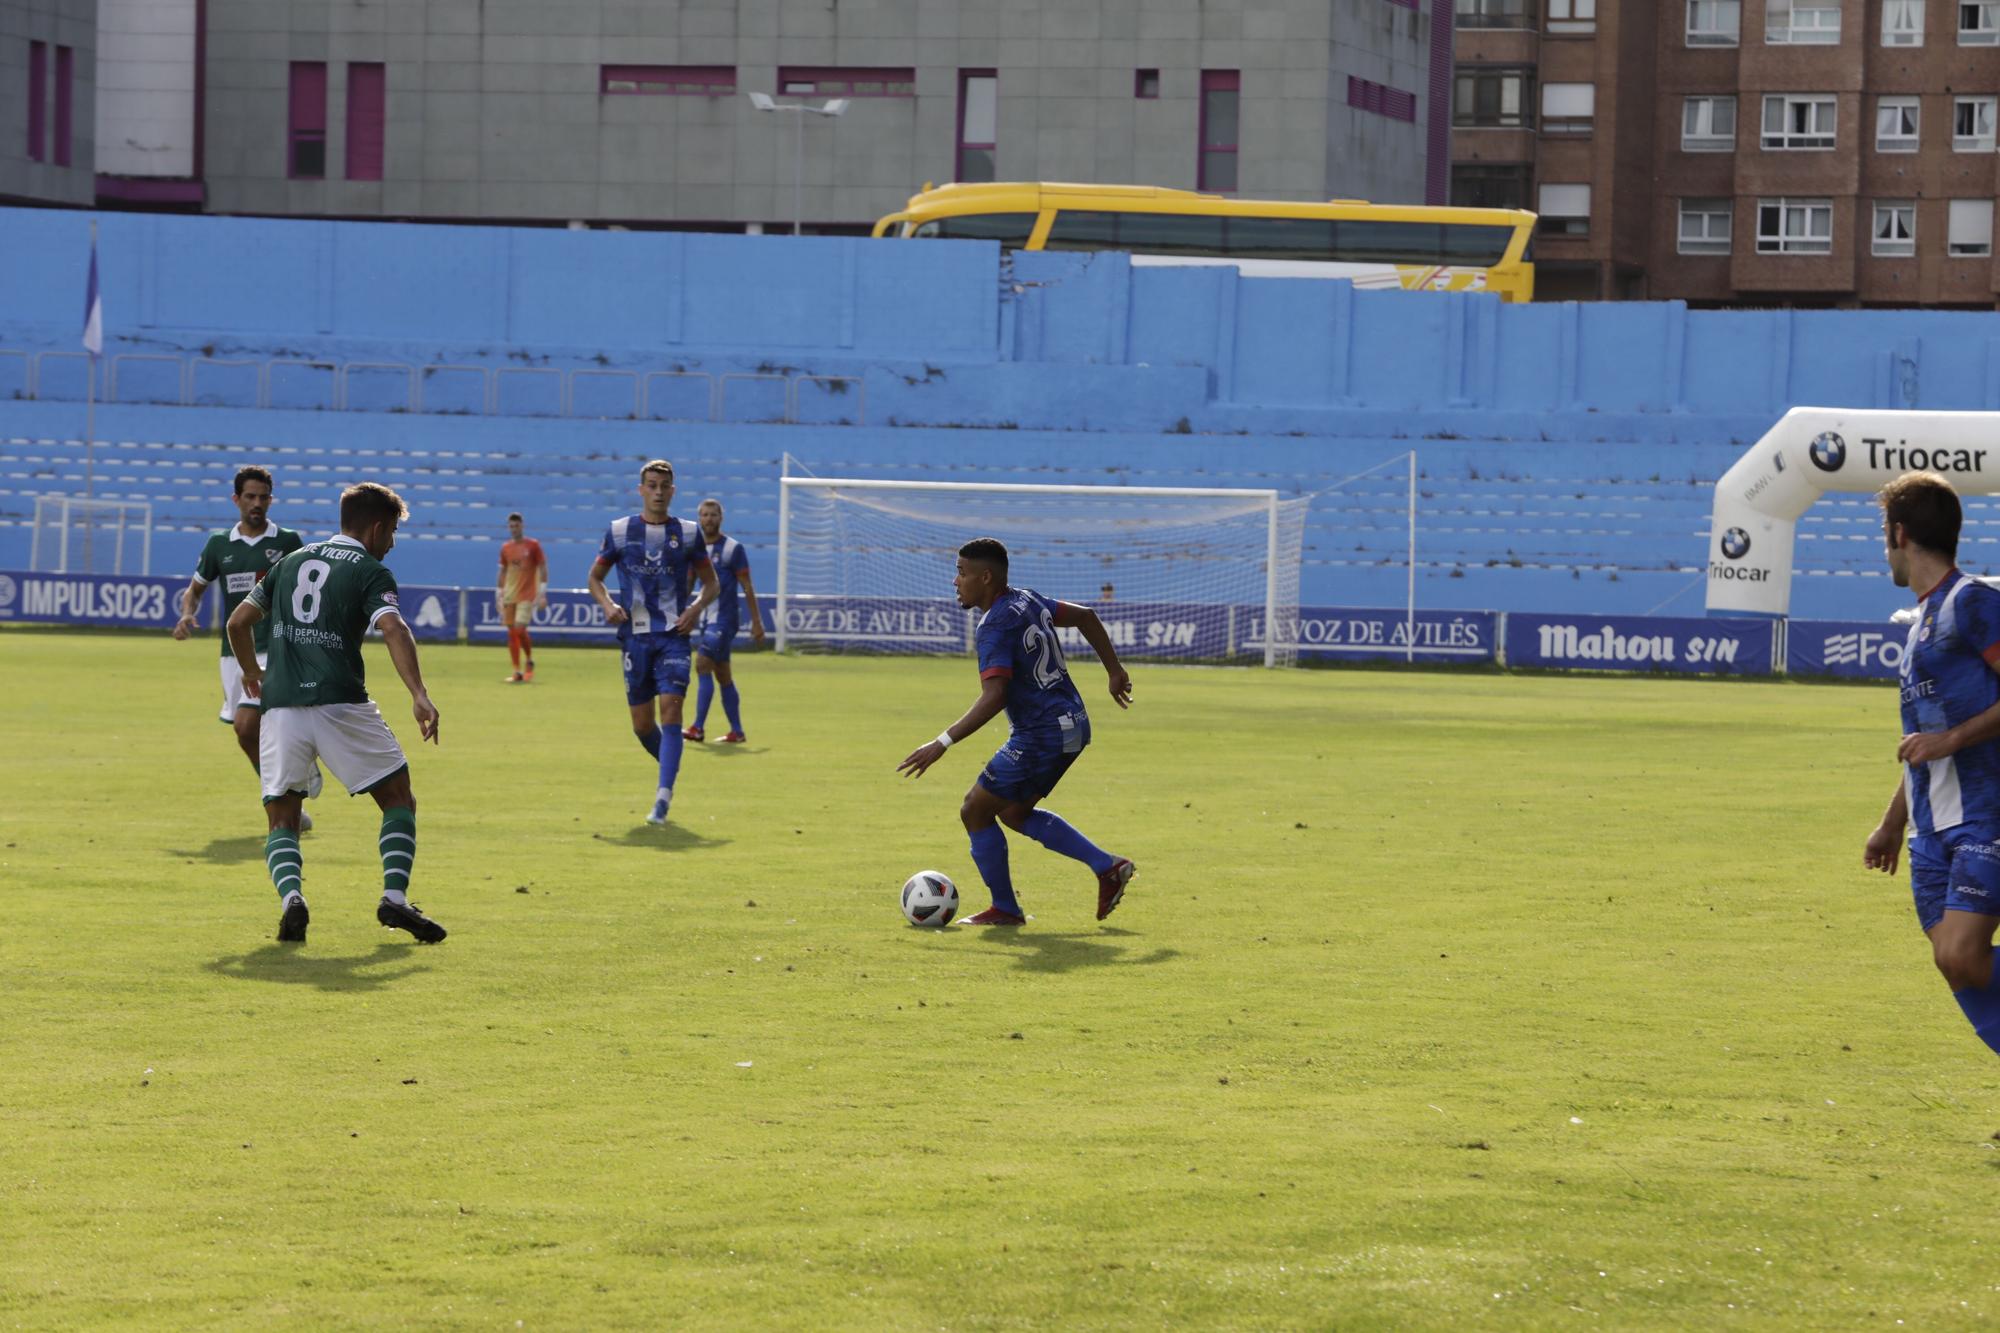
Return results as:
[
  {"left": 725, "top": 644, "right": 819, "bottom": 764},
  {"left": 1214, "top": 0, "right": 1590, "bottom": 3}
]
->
[{"left": 499, "top": 538, "right": 546, "bottom": 603}]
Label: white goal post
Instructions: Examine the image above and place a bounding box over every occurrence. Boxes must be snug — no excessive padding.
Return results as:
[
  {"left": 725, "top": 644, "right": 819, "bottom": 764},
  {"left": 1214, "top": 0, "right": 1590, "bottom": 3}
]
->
[
  {"left": 775, "top": 477, "right": 1309, "bottom": 666},
  {"left": 30, "top": 495, "right": 154, "bottom": 575}
]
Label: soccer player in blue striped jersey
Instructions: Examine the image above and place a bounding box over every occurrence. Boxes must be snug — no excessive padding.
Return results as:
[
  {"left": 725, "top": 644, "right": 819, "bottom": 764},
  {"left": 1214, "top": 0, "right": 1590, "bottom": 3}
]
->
[
  {"left": 684, "top": 498, "right": 766, "bottom": 744},
  {"left": 898, "top": 537, "right": 1136, "bottom": 925},
  {"left": 587, "top": 459, "right": 720, "bottom": 827},
  {"left": 1864, "top": 471, "right": 2000, "bottom": 1057}
]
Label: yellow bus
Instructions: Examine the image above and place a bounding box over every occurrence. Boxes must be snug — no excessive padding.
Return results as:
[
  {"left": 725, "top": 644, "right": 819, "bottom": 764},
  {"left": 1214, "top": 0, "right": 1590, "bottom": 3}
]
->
[{"left": 872, "top": 182, "right": 1536, "bottom": 303}]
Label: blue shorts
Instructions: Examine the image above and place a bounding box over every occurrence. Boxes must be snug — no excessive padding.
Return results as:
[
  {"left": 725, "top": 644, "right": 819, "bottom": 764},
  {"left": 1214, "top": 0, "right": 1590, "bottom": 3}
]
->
[
  {"left": 696, "top": 621, "right": 737, "bottom": 664},
  {"left": 977, "top": 714, "right": 1090, "bottom": 804},
  {"left": 1909, "top": 820, "right": 2000, "bottom": 931},
  {"left": 622, "top": 634, "right": 692, "bottom": 705}
]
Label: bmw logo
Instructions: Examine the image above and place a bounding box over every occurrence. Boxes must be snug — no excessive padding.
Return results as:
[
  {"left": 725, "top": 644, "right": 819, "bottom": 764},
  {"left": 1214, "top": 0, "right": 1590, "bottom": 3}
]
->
[
  {"left": 1772, "top": 452, "right": 1786, "bottom": 473},
  {"left": 1809, "top": 431, "right": 1846, "bottom": 472},
  {"left": 1720, "top": 527, "right": 1752, "bottom": 560},
  {"left": 0, "top": 574, "right": 14, "bottom": 610}
]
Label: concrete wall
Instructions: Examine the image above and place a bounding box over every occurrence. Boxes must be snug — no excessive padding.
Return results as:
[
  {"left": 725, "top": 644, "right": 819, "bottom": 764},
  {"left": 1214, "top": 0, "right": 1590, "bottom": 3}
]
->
[
  {"left": 96, "top": 0, "right": 195, "bottom": 179},
  {"left": 197, "top": 0, "right": 1431, "bottom": 225},
  {"left": 6, "top": 207, "right": 2000, "bottom": 429},
  {"left": 0, "top": 0, "right": 95, "bottom": 206}
]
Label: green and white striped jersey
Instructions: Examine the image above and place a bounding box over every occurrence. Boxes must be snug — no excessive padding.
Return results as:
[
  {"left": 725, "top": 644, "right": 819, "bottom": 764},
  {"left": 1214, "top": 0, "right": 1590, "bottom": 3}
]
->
[
  {"left": 193, "top": 524, "right": 303, "bottom": 657},
  {"left": 247, "top": 536, "right": 401, "bottom": 709}
]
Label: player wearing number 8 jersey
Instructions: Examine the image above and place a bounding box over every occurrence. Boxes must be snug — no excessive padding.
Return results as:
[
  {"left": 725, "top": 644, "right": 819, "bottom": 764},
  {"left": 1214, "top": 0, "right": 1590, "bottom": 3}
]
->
[
  {"left": 897, "top": 537, "right": 1137, "bottom": 925},
  {"left": 228, "top": 482, "right": 446, "bottom": 946}
]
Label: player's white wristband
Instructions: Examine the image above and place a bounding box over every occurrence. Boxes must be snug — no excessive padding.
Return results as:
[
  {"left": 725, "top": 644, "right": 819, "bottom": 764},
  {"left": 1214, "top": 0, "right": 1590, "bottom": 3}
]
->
[{"left": 934, "top": 731, "right": 954, "bottom": 750}]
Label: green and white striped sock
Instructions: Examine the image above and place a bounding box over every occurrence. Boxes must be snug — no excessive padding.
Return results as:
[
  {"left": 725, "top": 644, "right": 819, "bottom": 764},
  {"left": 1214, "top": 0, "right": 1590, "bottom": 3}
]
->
[
  {"left": 265, "top": 828, "right": 303, "bottom": 902},
  {"left": 379, "top": 806, "right": 416, "bottom": 904}
]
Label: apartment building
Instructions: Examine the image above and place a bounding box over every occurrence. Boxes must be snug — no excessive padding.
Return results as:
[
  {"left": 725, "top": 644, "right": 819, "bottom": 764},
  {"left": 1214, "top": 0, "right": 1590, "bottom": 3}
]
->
[
  {"left": 1452, "top": 0, "right": 2000, "bottom": 305},
  {"left": 5, "top": 0, "right": 1451, "bottom": 231}
]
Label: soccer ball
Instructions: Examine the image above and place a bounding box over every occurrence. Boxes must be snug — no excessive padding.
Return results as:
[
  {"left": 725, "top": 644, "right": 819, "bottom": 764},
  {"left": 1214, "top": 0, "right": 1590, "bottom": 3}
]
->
[{"left": 901, "top": 870, "right": 959, "bottom": 927}]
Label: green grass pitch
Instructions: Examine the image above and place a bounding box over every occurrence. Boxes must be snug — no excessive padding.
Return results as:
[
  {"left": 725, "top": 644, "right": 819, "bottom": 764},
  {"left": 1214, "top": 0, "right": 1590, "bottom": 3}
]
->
[{"left": 3, "top": 629, "right": 1997, "bottom": 1328}]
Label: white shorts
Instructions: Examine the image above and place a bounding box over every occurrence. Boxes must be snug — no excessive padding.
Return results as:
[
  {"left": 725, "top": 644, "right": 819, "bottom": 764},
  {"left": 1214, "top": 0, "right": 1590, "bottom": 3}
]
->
[
  {"left": 218, "top": 653, "right": 268, "bottom": 721},
  {"left": 260, "top": 701, "right": 408, "bottom": 801}
]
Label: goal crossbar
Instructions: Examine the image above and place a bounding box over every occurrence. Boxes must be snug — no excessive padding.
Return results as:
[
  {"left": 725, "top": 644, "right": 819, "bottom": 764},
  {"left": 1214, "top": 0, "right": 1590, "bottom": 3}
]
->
[{"left": 781, "top": 478, "right": 1279, "bottom": 501}]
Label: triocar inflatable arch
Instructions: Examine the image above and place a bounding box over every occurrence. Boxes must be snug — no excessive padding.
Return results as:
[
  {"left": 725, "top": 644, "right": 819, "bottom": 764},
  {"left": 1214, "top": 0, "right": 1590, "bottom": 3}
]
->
[{"left": 1707, "top": 407, "right": 2000, "bottom": 617}]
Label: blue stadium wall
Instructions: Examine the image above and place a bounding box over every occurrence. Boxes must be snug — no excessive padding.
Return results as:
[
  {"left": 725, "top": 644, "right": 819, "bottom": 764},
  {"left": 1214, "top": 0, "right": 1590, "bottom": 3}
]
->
[{"left": 5, "top": 205, "right": 1998, "bottom": 622}]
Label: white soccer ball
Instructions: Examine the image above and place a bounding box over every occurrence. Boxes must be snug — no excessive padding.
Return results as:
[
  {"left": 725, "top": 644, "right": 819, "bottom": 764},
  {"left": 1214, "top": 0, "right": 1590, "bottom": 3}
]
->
[{"left": 901, "top": 870, "right": 959, "bottom": 927}]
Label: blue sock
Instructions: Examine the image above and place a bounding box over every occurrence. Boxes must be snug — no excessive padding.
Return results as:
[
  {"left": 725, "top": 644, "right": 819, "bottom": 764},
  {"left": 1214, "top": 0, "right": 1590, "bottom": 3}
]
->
[
  {"left": 635, "top": 726, "right": 662, "bottom": 759},
  {"left": 1955, "top": 970, "right": 2000, "bottom": 1056},
  {"left": 721, "top": 683, "right": 743, "bottom": 734},
  {"left": 1021, "top": 809, "right": 1115, "bottom": 874},
  {"left": 655, "top": 727, "right": 684, "bottom": 808},
  {"left": 695, "top": 674, "right": 714, "bottom": 729},
  {"left": 968, "top": 825, "right": 1021, "bottom": 916}
]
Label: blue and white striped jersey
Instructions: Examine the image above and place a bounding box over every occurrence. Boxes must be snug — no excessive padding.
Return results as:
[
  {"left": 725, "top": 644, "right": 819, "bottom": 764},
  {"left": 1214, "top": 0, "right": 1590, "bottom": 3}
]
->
[
  {"left": 700, "top": 535, "right": 751, "bottom": 633},
  {"left": 1902, "top": 568, "right": 2000, "bottom": 835},
  {"left": 596, "top": 514, "right": 709, "bottom": 641}
]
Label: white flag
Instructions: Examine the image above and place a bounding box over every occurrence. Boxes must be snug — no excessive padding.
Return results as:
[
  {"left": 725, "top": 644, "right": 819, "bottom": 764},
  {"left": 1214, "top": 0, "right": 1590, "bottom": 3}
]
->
[{"left": 81, "top": 237, "right": 102, "bottom": 358}]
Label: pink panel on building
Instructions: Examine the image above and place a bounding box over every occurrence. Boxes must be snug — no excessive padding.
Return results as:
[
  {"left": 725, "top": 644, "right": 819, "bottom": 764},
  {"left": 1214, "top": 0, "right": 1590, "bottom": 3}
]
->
[{"left": 346, "top": 62, "right": 385, "bottom": 180}]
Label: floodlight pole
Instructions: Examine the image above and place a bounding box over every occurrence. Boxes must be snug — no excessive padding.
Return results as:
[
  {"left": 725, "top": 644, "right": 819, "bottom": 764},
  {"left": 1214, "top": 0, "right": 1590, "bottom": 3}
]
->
[{"left": 746, "top": 93, "right": 850, "bottom": 237}]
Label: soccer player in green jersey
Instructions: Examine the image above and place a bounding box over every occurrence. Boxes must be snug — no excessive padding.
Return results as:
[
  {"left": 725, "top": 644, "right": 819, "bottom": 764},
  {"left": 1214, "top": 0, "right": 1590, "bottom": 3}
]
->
[
  {"left": 228, "top": 482, "right": 445, "bottom": 946},
  {"left": 173, "top": 466, "right": 322, "bottom": 823}
]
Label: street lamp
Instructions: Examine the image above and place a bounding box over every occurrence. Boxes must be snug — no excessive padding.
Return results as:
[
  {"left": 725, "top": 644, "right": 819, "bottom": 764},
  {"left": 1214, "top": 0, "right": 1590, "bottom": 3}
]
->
[{"left": 747, "top": 91, "right": 850, "bottom": 237}]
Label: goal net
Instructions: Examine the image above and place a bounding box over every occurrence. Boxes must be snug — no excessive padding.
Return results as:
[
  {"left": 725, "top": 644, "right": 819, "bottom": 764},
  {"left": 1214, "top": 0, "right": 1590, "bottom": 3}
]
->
[
  {"left": 30, "top": 495, "right": 154, "bottom": 575},
  {"left": 777, "top": 478, "right": 1310, "bottom": 666}
]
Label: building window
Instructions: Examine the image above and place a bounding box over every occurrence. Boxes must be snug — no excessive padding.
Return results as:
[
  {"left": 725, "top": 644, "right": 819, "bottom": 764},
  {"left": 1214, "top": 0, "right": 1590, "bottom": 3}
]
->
[
  {"left": 1454, "top": 67, "right": 1534, "bottom": 127},
  {"left": 1872, "top": 201, "right": 1917, "bottom": 255},
  {"left": 1135, "top": 68, "right": 1160, "bottom": 98},
  {"left": 1451, "top": 162, "right": 1533, "bottom": 209},
  {"left": 1547, "top": 0, "right": 1596, "bottom": 31},
  {"left": 1955, "top": 95, "right": 1998, "bottom": 148},
  {"left": 1761, "top": 94, "right": 1837, "bottom": 149},
  {"left": 1688, "top": 0, "right": 1742, "bottom": 43},
  {"left": 345, "top": 63, "right": 386, "bottom": 181},
  {"left": 777, "top": 67, "right": 915, "bottom": 97},
  {"left": 1883, "top": 0, "right": 1925, "bottom": 43},
  {"left": 52, "top": 44, "right": 71, "bottom": 167},
  {"left": 1767, "top": 0, "right": 1842, "bottom": 42},
  {"left": 1458, "top": 0, "right": 1534, "bottom": 28},
  {"left": 1961, "top": 0, "right": 2000, "bottom": 42},
  {"left": 26, "top": 40, "right": 45, "bottom": 162},
  {"left": 1538, "top": 182, "right": 1590, "bottom": 235},
  {"left": 1349, "top": 76, "right": 1418, "bottom": 122},
  {"left": 1876, "top": 96, "right": 1920, "bottom": 151},
  {"left": 1756, "top": 198, "right": 1833, "bottom": 253},
  {"left": 1541, "top": 82, "right": 1594, "bottom": 134},
  {"left": 957, "top": 70, "right": 997, "bottom": 182},
  {"left": 1199, "top": 70, "right": 1239, "bottom": 192},
  {"left": 1678, "top": 198, "right": 1734, "bottom": 254},
  {"left": 600, "top": 66, "right": 736, "bottom": 94},
  {"left": 288, "top": 62, "right": 327, "bottom": 179},
  {"left": 1683, "top": 96, "right": 1737, "bottom": 150},
  {"left": 1950, "top": 199, "right": 1994, "bottom": 254}
]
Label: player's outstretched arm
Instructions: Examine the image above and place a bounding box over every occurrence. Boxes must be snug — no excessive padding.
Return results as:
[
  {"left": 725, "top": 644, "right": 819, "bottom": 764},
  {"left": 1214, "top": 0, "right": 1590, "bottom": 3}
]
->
[
  {"left": 899, "top": 676, "right": 1009, "bottom": 778},
  {"left": 1864, "top": 780, "right": 1909, "bottom": 874},
  {"left": 1054, "top": 602, "right": 1132, "bottom": 709},
  {"left": 740, "top": 568, "right": 766, "bottom": 642},
  {"left": 587, "top": 557, "right": 628, "bottom": 626},
  {"left": 378, "top": 612, "right": 440, "bottom": 744},
  {"left": 225, "top": 599, "right": 264, "bottom": 695},
  {"left": 173, "top": 577, "right": 206, "bottom": 640},
  {"left": 674, "top": 558, "right": 721, "bottom": 635}
]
